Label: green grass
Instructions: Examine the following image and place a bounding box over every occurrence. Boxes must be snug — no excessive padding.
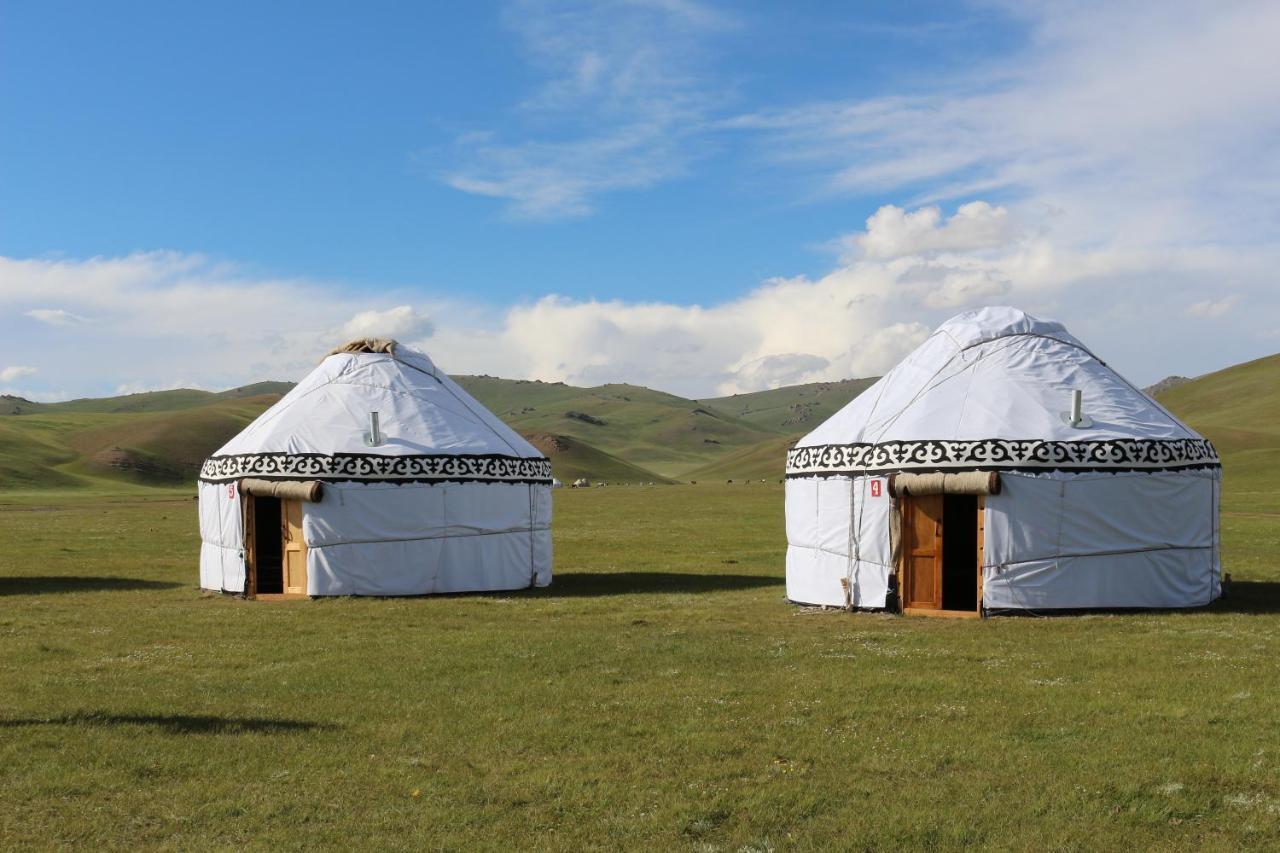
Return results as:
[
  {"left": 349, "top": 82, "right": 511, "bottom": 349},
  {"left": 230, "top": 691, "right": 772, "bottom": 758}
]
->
[{"left": 1, "top": 480, "right": 1277, "bottom": 850}]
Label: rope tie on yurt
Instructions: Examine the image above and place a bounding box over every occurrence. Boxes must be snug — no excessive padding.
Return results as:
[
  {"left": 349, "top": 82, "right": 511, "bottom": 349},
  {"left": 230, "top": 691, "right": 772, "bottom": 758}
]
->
[{"left": 844, "top": 478, "right": 856, "bottom": 610}]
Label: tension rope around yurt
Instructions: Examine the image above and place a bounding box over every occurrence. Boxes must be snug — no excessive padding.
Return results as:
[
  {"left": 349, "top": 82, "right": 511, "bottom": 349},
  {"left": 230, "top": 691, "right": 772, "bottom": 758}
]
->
[
  {"left": 784, "top": 306, "right": 1221, "bottom": 615},
  {"left": 197, "top": 338, "right": 553, "bottom": 598}
]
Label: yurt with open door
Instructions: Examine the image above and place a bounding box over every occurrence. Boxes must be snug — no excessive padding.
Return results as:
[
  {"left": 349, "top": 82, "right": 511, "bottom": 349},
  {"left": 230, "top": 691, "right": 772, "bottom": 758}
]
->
[
  {"left": 785, "top": 307, "right": 1221, "bottom": 615},
  {"left": 197, "top": 339, "right": 553, "bottom": 598}
]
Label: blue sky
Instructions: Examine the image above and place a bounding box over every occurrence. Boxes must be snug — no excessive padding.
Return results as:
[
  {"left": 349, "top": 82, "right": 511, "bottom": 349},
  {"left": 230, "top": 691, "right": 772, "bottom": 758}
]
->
[{"left": 2, "top": 1, "right": 1277, "bottom": 399}]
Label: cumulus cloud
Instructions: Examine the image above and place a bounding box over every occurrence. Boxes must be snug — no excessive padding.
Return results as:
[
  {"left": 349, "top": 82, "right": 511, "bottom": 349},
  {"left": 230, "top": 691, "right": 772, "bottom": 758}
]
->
[
  {"left": 848, "top": 202, "right": 1015, "bottom": 261},
  {"left": 2, "top": 197, "right": 1277, "bottom": 400},
  {"left": 1187, "top": 295, "right": 1239, "bottom": 318},
  {"left": 0, "top": 252, "right": 449, "bottom": 399},
  {"left": 0, "top": 366, "right": 37, "bottom": 383},
  {"left": 339, "top": 305, "right": 435, "bottom": 341},
  {"left": 728, "top": 353, "right": 831, "bottom": 392},
  {"left": 25, "top": 308, "right": 92, "bottom": 326}
]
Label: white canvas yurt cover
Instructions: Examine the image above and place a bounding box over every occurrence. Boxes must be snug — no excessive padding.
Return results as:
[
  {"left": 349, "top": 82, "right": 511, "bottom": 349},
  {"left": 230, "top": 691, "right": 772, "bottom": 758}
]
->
[
  {"left": 198, "top": 340, "right": 552, "bottom": 597},
  {"left": 785, "top": 307, "right": 1221, "bottom": 613}
]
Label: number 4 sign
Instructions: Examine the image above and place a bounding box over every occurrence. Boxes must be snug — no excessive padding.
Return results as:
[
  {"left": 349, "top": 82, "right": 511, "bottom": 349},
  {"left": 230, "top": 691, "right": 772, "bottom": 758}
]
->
[{"left": 870, "top": 479, "right": 882, "bottom": 497}]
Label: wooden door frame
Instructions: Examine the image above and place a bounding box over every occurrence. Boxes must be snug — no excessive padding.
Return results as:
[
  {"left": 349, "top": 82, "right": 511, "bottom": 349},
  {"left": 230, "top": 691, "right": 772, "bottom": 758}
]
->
[
  {"left": 242, "top": 492, "right": 258, "bottom": 598},
  {"left": 242, "top": 493, "right": 308, "bottom": 601},
  {"left": 898, "top": 493, "right": 984, "bottom": 619}
]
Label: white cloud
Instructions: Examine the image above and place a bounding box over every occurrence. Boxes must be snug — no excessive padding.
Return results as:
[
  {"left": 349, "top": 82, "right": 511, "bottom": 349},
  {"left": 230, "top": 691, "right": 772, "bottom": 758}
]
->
[
  {"left": 848, "top": 202, "right": 1015, "bottom": 261},
  {"left": 25, "top": 308, "right": 92, "bottom": 326},
  {"left": 0, "top": 217, "right": 1276, "bottom": 401},
  {"left": 735, "top": 1, "right": 1280, "bottom": 251},
  {"left": 1187, "top": 295, "right": 1239, "bottom": 319},
  {"left": 0, "top": 235, "right": 945, "bottom": 399},
  {"left": 339, "top": 305, "right": 435, "bottom": 341},
  {"left": 0, "top": 252, "right": 452, "bottom": 398},
  {"left": 0, "top": 366, "right": 37, "bottom": 382}
]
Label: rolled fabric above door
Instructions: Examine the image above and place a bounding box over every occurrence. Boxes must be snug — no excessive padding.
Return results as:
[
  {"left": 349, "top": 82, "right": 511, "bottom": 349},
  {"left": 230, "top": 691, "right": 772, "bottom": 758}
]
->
[
  {"left": 888, "top": 471, "right": 1000, "bottom": 498},
  {"left": 239, "top": 478, "right": 324, "bottom": 503}
]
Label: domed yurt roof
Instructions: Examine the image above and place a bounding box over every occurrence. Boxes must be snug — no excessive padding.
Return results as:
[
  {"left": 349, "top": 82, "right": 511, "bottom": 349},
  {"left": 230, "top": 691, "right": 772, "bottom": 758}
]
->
[
  {"left": 787, "top": 307, "right": 1218, "bottom": 478},
  {"left": 200, "top": 338, "right": 550, "bottom": 485}
]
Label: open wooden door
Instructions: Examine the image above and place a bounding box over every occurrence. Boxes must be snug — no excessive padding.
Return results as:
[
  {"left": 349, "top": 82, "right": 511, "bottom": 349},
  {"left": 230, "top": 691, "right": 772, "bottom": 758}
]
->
[
  {"left": 282, "top": 498, "right": 308, "bottom": 597},
  {"left": 903, "top": 493, "right": 943, "bottom": 610},
  {"left": 900, "top": 493, "right": 982, "bottom": 618}
]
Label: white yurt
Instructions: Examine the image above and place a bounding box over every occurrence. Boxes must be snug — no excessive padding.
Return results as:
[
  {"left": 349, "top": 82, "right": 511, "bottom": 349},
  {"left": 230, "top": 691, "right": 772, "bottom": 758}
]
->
[
  {"left": 785, "top": 307, "right": 1221, "bottom": 614},
  {"left": 198, "top": 339, "right": 552, "bottom": 598}
]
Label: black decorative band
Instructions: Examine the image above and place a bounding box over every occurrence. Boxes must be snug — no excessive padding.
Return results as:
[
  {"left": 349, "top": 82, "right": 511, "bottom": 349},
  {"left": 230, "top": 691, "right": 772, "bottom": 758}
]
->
[
  {"left": 786, "top": 438, "right": 1220, "bottom": 478},
  {"left": 199, "top": 452, "right": 552, "bottom": 485}
]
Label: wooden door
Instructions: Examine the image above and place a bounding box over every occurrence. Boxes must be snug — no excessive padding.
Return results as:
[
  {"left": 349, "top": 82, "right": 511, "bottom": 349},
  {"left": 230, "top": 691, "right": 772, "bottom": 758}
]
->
[
  {"left": 282, "top": 499, "right": 308, "bottom": 597},
  {"left": 903, "top": 494, "right": 943, "bottom": 610}
]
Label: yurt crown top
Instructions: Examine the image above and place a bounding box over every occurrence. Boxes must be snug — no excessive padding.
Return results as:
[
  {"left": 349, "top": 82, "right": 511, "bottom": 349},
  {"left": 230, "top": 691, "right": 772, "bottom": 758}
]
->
[
  {"left": 932, "top": 306, "right": 1078, "bottom": 352},
  {"left": 323, "top": 338, "right": 399, "bottom": 360}
]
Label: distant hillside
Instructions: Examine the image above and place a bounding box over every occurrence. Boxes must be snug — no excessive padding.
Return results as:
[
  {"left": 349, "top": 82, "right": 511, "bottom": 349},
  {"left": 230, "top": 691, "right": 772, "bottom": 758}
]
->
[
  {"left": 522, "top": 433, "right": 671, "bottom": 484},
  {"left": 699, "top": 377, "right": 877, "bottom": 434},
  {"left": 683, "top": 434, "right": 797, "bottom": 483},
  {"left": 1156, "top": 353, "right": 1280, "bottom": 504},
  {"left": 0, "top": 374, "right": 782, "bottom": 489},
  {"left": 1144, "top": 375, "right": 1190, "bottom": 397},
  {"left": 5, "top": 351, "right": 1268, "bottom": 494},
  {"left": 0, "top": 396, "right": 278, "bottom": 489},
  {"left": 454, "top": 376, "right": 779, "bottom": 478},
  {"left": 0, "top": 382, "right": 297, "bottom": 417}
]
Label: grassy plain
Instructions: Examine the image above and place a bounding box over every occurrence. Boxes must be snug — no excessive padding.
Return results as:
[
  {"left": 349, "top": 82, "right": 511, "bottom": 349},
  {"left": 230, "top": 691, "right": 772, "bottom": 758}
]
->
[{"left": 1, "top": 482, "right": 1277, "bottom": 850}]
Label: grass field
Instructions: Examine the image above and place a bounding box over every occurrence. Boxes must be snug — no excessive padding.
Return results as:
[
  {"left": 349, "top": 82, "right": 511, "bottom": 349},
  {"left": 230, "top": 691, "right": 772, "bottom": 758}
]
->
[{"left": 2, "top": 482, "right": 1278, "bottom": 850}]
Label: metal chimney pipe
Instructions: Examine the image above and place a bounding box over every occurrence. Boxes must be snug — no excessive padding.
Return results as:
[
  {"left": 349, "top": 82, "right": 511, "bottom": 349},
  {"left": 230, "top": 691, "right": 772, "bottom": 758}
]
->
[
  {"left": 1069, "top": 390, "right": 1083, "bottom": 428},
  {"left": 367, "top": 411, "right": 382, "bottom": 446}
]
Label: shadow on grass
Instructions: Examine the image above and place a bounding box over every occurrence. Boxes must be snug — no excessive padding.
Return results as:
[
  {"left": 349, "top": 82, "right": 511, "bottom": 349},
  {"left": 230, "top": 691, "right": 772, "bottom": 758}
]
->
[
  {"left": 0, "top": 712, "right": 336, "bottom": 734},
  {"left": 0, "top": 576, "right": 181, "bottom": 596},
  {"left": 541, "top": 571, "right": 782, "bottom": 597},
  {"left": 1209, "top": 581, "right": 1280, "bottom": 614}
]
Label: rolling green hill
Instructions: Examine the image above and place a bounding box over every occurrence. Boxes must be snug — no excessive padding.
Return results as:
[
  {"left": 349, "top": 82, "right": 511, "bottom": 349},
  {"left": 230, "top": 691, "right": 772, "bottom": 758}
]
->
[
  {"left": 1156, "top": 352, "right": 1280, "bottom": 507},
  {"left": 453, "top": 376, "right": 779, "bottom": 477},
  {"left": 522, "top": 433, "right": 671, "bottom": 484},
  {"left": 0, "top": 382, "right": 297, "bottom": 417},
  {"left": 0, "top": 396, "right": 280, "bottom": 489},
  {"left": 683, "top": 434, "right": 798, "bottom": 483},
  {"left": 2, "top": 351, "right": 1272, "bottom": 492},
  {"left": 698, "top": 377, "right": 877, "bottom": 434}
]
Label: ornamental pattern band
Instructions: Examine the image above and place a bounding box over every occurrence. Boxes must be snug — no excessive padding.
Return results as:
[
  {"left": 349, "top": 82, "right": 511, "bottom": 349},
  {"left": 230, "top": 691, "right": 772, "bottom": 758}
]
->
[
  {"left": 786, "top": 437, "right": 1220, "bottom": 478},
  {"left": 199, "top": 452, "right": 553, "bottom": 485}
]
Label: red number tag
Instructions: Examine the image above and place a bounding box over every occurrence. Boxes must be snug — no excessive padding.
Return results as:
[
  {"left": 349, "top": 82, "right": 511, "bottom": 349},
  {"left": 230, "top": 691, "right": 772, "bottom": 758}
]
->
[
  {"left": 870, "top": 479, "right": 882, "bottom": 497},
  {"left": 227, "top": 483, "right": 236, "bottom": 499}
]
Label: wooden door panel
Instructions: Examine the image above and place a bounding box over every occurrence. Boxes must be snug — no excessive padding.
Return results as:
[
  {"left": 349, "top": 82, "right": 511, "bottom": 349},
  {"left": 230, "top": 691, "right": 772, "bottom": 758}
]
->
[
  {"left": 904, "top": 494, "right": 943, "bottom": 609},
  {"left": 282, "top": 499, "right": 308, "bottom": 596}
]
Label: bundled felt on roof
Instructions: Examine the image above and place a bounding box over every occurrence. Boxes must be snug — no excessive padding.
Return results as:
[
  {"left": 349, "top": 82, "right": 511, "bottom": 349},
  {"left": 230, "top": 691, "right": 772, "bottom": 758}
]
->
[
  {"left": 197, "top": 340, "right": 553, "bottom": 598},
  {"left": 784, "top": 306, "right": 1221, "bottom": 614}
]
